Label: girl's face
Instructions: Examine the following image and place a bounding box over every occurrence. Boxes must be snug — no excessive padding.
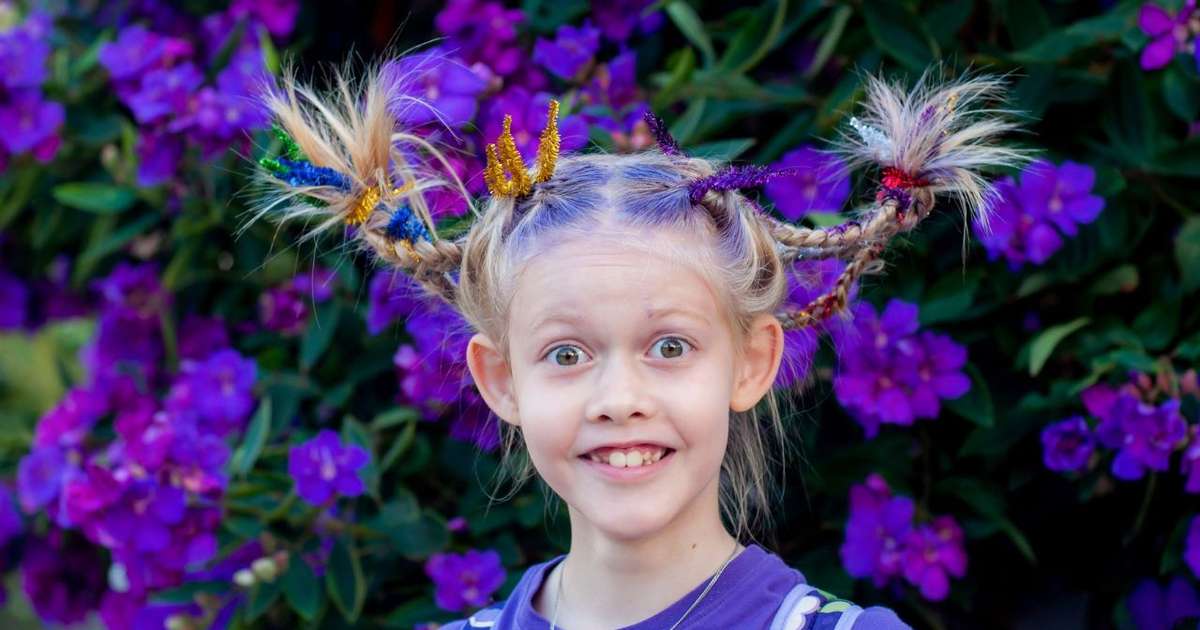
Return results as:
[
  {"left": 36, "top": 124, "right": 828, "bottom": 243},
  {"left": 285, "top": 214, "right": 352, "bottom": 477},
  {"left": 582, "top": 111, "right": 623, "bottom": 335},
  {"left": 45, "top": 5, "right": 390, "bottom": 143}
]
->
[{"left": 466, "top": 231, "right": 783, "bottom": 542}]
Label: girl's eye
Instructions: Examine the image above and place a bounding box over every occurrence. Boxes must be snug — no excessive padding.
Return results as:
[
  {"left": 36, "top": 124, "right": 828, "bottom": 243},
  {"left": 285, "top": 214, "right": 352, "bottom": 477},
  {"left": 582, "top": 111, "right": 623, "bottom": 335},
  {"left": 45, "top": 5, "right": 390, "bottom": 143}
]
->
[
  {"left": 547, "top": 345, "right": 588, "bottom": 366},
  {"left": 651, "top": 336, "right": 693, "bottom": 359}
]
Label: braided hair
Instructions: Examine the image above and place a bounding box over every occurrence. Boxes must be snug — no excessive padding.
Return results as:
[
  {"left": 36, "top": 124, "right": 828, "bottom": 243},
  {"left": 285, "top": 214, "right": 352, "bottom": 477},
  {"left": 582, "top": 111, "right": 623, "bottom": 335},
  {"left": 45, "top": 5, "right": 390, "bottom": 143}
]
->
[{"left": 248, "top": 60, "right": 1026, "bottom": 542}]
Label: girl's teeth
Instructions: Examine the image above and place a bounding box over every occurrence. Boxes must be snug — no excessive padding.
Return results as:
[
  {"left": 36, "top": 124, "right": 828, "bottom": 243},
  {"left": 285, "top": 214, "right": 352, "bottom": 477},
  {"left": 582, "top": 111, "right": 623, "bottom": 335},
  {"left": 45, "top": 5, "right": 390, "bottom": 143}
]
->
[{"left": 588, "top": 448, "right": 666, "bottom": 468}]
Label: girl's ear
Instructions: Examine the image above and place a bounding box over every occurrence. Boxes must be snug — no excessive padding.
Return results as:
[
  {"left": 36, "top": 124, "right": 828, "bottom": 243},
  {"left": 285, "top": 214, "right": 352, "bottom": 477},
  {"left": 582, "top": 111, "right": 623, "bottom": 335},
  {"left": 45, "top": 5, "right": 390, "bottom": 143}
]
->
[
  {"left": 466, "top": 333, "right": 521, "bottom": 426},
  {"left": 730, "top": 313, "right": 785, "bottom": 412}
]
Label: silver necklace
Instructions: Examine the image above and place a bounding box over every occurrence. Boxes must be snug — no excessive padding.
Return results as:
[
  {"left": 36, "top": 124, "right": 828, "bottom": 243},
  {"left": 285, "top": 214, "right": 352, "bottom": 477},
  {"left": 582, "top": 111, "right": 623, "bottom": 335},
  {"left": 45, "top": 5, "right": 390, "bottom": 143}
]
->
[{"left": 548, "top": 540, "right": 741, "bottom": 630}]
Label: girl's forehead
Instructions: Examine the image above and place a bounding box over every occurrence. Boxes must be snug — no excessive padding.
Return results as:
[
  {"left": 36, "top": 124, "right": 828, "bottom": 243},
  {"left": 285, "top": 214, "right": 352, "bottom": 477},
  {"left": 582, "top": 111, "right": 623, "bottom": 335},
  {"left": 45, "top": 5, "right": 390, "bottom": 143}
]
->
[{"left": 508, "top": 238, "right": 731, "bottom": 335}]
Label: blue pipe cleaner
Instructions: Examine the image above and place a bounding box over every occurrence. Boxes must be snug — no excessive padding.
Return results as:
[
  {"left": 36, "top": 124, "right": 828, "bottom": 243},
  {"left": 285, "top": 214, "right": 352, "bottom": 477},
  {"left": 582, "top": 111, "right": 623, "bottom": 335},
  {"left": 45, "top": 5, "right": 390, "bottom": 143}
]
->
[
  {"left": 385, "top": 204, "right": 431, "bottom": 243},
  {"left": 276, "top": 158, "right": 352, "bottom": 190}
]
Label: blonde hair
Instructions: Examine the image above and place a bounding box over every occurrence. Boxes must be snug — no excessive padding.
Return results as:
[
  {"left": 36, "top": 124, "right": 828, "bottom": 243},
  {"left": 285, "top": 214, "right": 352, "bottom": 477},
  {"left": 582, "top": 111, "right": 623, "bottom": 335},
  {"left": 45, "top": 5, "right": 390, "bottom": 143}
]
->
[{"left": 249, "top": 59, "right": 1026, "bottom": 543}]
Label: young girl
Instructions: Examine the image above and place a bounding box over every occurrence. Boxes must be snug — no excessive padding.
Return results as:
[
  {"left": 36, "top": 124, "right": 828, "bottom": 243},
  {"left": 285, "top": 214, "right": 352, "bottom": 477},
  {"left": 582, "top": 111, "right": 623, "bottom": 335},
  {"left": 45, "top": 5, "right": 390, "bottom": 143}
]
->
[{"left": 250, "top": 59, "right": 1023, "bottom": 629}]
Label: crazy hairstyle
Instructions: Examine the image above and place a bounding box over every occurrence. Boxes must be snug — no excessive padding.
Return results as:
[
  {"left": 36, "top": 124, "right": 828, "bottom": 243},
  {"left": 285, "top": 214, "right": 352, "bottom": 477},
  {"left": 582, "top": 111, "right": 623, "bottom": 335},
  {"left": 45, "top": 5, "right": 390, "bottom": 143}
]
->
[{"left": 248, "top": 60, "right": 1026, "bottom": 541}]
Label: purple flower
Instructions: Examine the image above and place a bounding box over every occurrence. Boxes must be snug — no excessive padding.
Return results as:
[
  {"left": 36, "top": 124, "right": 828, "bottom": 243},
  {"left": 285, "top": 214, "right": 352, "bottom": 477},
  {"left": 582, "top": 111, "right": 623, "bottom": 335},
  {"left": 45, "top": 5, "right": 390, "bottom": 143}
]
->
[
  {"left": 0, "top": 90, "right": 65, "bottom": 158},
  {"left": 1017, "top": 160, "right": 1105, "bottom": 238},
  {"left": 165, "top": 349, "right": 258, "bottom": 437},
  {"left": 230, "top": 0, "right": 300, "bottom": 38},
  {"left": 901, "top": 516, "right": 968, "bottom": 601},
  {"left": 1128, "top": 575, "right": 1200, "bottom": 630},
  {"left": 135, "top": 130, "right": 184, "bottom": 186},
  {"left": 288, "top": 430, "right": 369, "bottom": 505},
  {"left": 21, "top": 530, "right": 107, "bottom": 625},
  {"left": 17, "top": 446, "right": 72, "bottom": 515},
  {"left": 383, "top": 49, "right": 487, "bottom": 128},
  {"left": 291, "top": 266, "right": 338, "bottom": 303},
  {"left": 840, "top": 474, "right": 913, "bottom": 585},
  {"left": 435, "top": 0, "right": 526, "bottom": 76},
  {"left": 1188, "top": 516, "right": 1200, "bottom": 580},
  {"left": 366, "top": 271, "right": 426, "bottom": 335},
  {"left": 34, "top": 386, "right": 110, "bottom": 449},
  {"left": 776, "top": 259, "right": 846, "bottom": 388},
  {"left": 580, "top": 51, "right": 644, "bottom": 133},
  {"left": 0, "top": 268, "right": 29, "bottom": 329},
  {"left": 1095, "top": 392, "right": 1187, "bottom": 481},
  {"left": 0, "top": 485, "right": 23, "bottom": 547},
  {"left": 1139, "top": 1, "right": 1200, "bottom": 71},
  {"left": 831, "top": 299, "right": 969, "bottom": 437},
  {"left": 765, "top": 146, "right": 852, "bottom": 219},
  {"left": 80, "top": 311, "right": 163, "bottom": 386},
  {"left": 126, "top": 63, "right": 204, "bottom": 125},
  {"left": 92, "top": 262, "right": 171, "bottom": 323},
  {"left": 1183, "top": 426, "right": 1200, "bottom": 493},
  {"left": 424, "top": 548, "right": 506, "bottom": 612},
  {"left": 483, "top": 88, "right": 589, "bottom": 157},
  {"left": 98, "top": 25, "right": 168, "bottom": 82},
  {"left": 177, "top": 315, "right": 230, "bottom": 361},
  {"left": 974, "top": 178, "right": 1061, "bottom": 269},
  {"left": 1041, "top": 416, "right": 1095, "bottom": 473},
  {"left": 259, "top": 283, "right": 309, "bottom": 335},
  {"left": 533, "top": 21, "right": 601, "bottom": 81},
  {"left": 0, "top": 13, "right": 52, "bottom": 89},
  {"left": 592, "top": 0, "right": 664, "bottom": 42},
  {"left": 449, "top": 388, "right": 502, "bottom": 452}
]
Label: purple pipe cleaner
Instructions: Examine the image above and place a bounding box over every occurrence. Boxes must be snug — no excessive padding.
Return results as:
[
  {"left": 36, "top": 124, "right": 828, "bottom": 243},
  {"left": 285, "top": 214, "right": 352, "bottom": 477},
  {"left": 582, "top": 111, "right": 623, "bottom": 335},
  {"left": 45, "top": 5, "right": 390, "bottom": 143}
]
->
[
  {"left": 643, "top": 110, "right": 682, "bottom": 156},
  {"left": 688, "top": 164, "right": 797, "bottom": 203}
]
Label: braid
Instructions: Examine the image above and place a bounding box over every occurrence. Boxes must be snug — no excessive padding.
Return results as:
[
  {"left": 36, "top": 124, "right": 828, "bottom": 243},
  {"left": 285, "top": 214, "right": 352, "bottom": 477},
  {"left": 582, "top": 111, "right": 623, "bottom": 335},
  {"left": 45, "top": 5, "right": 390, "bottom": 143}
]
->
[{"left": 765, "top": 70, "right": 1026, "bottom": 331}]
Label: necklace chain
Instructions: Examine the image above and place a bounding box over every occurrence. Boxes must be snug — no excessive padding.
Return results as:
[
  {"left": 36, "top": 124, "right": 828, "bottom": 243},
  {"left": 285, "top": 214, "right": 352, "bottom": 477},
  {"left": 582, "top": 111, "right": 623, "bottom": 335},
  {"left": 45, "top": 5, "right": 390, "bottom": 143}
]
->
[{"left": 548, "top": 540, "right": 741, "bottom": 630}]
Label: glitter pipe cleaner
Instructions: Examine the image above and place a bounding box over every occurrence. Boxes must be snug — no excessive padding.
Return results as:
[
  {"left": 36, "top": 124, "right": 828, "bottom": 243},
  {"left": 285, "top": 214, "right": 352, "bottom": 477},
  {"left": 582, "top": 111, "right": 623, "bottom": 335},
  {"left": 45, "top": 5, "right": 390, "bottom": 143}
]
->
[
  {"left": 688, "top": 164, "right": 799, "bottom": 204},
  {"left": 484, "top": 100, "right": 560, "bottom": 198},
  {"left": 643, "top": 110, "right": 682, "bottom": 156}
]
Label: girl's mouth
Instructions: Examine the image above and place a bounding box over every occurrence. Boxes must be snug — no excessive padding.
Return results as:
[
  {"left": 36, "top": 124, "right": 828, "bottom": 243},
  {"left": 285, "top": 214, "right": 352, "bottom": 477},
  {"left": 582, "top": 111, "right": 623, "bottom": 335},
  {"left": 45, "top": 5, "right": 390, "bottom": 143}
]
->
[{"left": 577, "top": 447, "right": 676, "bottom": 481}]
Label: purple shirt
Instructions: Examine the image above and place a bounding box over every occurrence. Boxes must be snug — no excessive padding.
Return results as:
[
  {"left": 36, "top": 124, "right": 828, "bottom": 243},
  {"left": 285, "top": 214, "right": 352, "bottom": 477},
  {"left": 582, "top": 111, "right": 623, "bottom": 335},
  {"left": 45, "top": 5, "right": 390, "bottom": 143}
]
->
[{"left": 439, "top": 543, "right": 911, "bottom": 629}]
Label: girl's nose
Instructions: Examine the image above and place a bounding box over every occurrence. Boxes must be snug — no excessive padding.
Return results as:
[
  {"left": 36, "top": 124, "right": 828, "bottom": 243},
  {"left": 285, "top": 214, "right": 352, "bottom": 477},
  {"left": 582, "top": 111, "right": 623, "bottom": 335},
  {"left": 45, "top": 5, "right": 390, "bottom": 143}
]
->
[{"left": 583, "top": 354, "right": 654, "bottom": 423}]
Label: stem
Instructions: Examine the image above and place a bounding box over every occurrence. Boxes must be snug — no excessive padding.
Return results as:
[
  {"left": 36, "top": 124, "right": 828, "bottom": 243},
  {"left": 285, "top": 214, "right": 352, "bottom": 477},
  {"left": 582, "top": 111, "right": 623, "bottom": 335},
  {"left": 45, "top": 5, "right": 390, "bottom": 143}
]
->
[
  {"left": 1124, "top": 473, "right": 1156, "bottom": 546},
  {"left": 907, "top": 597, "right": 948, "bottom": 630}
]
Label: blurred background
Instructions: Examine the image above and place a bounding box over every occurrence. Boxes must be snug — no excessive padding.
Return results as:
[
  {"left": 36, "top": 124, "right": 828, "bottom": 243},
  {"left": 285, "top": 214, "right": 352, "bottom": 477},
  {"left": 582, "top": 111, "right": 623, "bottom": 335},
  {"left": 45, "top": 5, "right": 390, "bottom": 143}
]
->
[{"left": 0, "top": 0, "right": 1197, "bottom": 628}]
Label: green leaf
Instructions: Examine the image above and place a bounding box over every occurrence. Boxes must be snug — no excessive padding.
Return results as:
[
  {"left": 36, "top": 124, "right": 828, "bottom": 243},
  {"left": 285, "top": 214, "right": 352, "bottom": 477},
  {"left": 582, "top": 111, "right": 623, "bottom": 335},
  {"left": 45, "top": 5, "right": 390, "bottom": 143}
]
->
[
  {"left": 231, "top": 400, "right": 271, "bottom": 477},
  {"left": 689, "top": 138, "right": 755, "bottom": 161},
  {"left": 1133, "top": 301, "right": 1180, "bottom": 352},
  {"left": 281, "top": 555, "right": 323, "bottom": 621},
  {"left": 1003, "top": 0, "right": 1051, "bottom": 50},
  {"left": 861, "top": 2, "right": 937, "bottom": 71},
  {"left": 1028, "top": 317, "right": 1090, "bottom": 376},
  {"left": 389, "top": 510, "right": 450, "bottom": 560},
  {"left": 1163, "top": 70, "right": 1200, "bottom": 121},
  {"left": 245, "top": 579, "right": 282, "bottom": 621},
  {"left": 944, "top": 363, "right": 994, "bottom": 428},
  {"left": 665, "top": 1, "right": 715, "bottom": 67},
  {"left": 325, "top": 536, "right": 366, "bottom": 623},
  {"left": 718, "top": 0, "right": 788, "bottom": 74},
  {"left": 669, "top": 97, "right": 707, "bottom": 145},
  {"left": 1178, "top": 217, "right": 1200, "bottom": 293},
  {"left": 1010, "top": 4, "right": 1136, "bottom": 63},
  {"left": 300, "top": 301, "right": 340, "bottom": 370},
  {"left": 52, "top": 182, "right": 137, "bottom": 214},
  {"left": 920, "top": 272, "right": 979, "bottom": 325},
  {"left": 804, "top": 6, "right": 850, "bottom": 79},
  {"left": 1090, "top": 264, "right": 1139, "bottom": 295},
  {"left": 370, "top": 407, "right": 420, "bottom": 432},
  {"left": 150, "top": 580, "right": 230, "bottom": 604}
]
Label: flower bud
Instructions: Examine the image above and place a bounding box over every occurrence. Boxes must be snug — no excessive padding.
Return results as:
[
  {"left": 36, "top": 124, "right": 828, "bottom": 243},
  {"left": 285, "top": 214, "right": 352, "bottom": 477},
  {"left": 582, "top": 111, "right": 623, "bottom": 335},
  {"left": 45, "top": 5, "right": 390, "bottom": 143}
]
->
[
  {"left": 165, "top": 615, "right": 194, "bottom": 630},
  {"left": 251, "top": 557, "right": 278, "bottom": 583},
  {"left": 233, "top": 568, "right": 256, "bottom": 587}
]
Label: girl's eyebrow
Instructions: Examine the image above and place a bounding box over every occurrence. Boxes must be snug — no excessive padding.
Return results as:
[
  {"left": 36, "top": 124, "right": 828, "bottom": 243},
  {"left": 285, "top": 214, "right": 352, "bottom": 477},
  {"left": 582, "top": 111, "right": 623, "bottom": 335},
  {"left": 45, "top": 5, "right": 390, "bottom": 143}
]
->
[
  {"left": 526, "top": 306, "right": 710, "bottom": 333},
  {"left": 643, "top": 306, "right": 712, "bottom": 327}
]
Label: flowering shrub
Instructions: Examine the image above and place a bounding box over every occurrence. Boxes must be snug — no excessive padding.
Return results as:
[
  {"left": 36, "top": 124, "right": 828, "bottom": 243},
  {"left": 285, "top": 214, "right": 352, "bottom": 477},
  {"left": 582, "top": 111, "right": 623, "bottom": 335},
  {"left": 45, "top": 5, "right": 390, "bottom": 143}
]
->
[{"left": 0, "top": 1, "right": 1197, "bottom": 629}]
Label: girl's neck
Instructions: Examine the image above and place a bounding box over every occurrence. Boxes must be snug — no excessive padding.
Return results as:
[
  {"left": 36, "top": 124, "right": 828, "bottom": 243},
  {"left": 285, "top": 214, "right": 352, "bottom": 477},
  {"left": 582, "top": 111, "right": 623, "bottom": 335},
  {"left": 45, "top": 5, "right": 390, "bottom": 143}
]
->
[{"left": 536, "top": 476, "right": 743, "bottom": 629}]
